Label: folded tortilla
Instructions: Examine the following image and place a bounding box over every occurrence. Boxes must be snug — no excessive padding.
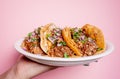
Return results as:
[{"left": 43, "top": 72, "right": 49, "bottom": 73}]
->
[
  {"left": 82, "top": 24, "right": 106, "bottom": 54},
  {"left": 62, "top": 24, "right": 105, "bottom": 56},
  {"left": 62, "top": 27, "right": 82, "bottom": 56},
  {"left": 40, "top": 23, "right": 105, "bottom": 56},
  {"left": 40, "top": 23, "right": 53, "bottom": 54}
]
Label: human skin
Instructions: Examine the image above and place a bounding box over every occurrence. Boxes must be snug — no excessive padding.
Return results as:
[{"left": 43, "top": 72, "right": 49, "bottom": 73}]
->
[{"left": 0, "top": 55, "right": 56, "bottom": 79}]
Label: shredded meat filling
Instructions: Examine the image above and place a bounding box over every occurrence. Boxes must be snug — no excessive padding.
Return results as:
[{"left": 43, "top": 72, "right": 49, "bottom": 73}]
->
[
  {"left": 48, "top": 46, "right": 74, "bottom": 57},
  {"left": 21, "top": 27, "right": 45, "bottom": 55},
  {"left": 77, "top": 41, "right": 98, "bottom": 56},
  {"left": 71, "top": 27, "right": 98, "bottom": 56},
  {"left": 22, "top": 39, "right": 44, "bottom": 55},
  {"left": 21, "top": 26, "right": 100, "bottom": 58}
]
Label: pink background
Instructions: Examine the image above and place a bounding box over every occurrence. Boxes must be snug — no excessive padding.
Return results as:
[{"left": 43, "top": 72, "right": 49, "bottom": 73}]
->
[{"left": 0, "top": 0, "right": 120, "bottom": 79}]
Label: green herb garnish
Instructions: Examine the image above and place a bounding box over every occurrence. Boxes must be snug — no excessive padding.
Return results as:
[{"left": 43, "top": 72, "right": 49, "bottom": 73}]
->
[
  {"left": 97, "top": 48, "right": 103, "bottom": 51},
  {"left": 73, "top": 32, "right": 80, "bottom": 40},
  {"left": 81, "top": 37, "right": 88, "bottom": 44},
  {"left": 81, "top": 40, "right": 85, "bottom": 44},
  {"left": 46, "top": 33, "right": 51, "bottom": 39},
  {"left": 64, "top": 52, "right": 69, "bottom": 58},
  {"left": 78, "top": 28, "right": 82, "bottom": 33},
  {"left": 73, "top": 32, "right": 79, "bottom": 37},
  {"left": 28, "top": 32, "right": 32, "bottom": 37},
  {"left": 59, "top": 41, "right": 66, "bottom": 46},
  {"left": 31, "top": 38, "right": 37, "bottom": 41}
]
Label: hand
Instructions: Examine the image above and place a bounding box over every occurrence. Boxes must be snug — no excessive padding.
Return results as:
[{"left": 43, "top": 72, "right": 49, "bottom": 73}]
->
[{"left": 0, "top": 55, "right": 56, "bottom": 79}]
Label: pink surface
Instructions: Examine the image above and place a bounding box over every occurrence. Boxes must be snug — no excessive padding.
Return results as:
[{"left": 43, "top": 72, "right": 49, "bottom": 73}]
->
[{"left": 0, "top": 0, "right": 120, "bottom": 79}]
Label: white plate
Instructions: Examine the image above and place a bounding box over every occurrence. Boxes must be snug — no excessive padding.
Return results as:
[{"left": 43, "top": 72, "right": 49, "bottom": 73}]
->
[{"left": 14, "top": 38, "right": 114, "bottom": 66}]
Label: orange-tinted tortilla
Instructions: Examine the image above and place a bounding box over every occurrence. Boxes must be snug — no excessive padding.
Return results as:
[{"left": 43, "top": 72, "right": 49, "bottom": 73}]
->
[
  {"left": 62, "top": 27, "right": 82, "bottom": 56},
  {"left": 40, "top": 23, "right": 53, "bottom": 54},
  {"left": 82, "top": 24, "right": 105, "bottom": 49}
]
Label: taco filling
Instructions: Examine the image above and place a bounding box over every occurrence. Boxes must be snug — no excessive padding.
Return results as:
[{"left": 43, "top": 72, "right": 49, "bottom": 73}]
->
[
  {"left": 21, "top": 27, "right": 44, "bottom": 55},
  {"left": 70, "top": 27, "right": 103, "bottom": 56},
  {"left": 43, "top": 26, "right": 74, "bottom": 58},
  {"left": 21, "top": 23, "right": 105, "bottom": 58}
]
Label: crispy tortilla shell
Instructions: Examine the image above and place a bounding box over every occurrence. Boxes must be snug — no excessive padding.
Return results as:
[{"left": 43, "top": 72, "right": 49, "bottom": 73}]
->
[
  {"left": 62, "top": 27, "right": 82, "bottom": 56},
  {"left": 82, "top": 24, "right": 105, "bottom": 49},
  {"left": 82, "top": 24, "right": 106, "bottom": 54},
  {"left": 40, "top": 23, "right": 53, "bottom": 54}
]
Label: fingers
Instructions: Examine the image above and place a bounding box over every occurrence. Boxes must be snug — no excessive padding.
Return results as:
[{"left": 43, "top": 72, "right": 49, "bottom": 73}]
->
[{"left": 15, "top": 55, "right": 57, "bottom": 79}]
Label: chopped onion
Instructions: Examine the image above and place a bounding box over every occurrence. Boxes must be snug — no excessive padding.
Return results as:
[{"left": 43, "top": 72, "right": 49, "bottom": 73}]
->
[
  {"left": 88, "top": 37, "right": 92, "bottom": 42},
  {"left": 56, "top": 33, "right": 61, "bottom": 36},
  {"left": 32, "top": 32, "right": 35, "bottom": 36},
  {"left": 48, "top": 37, "right": 57, "bottom": 44},
  {"left": 57, "top": 43, "right": 62, "bottom": 46},
  {"left": 74, "top": 27, "right": 79, "bottom": 32},
  {"left": 28, "top": 39, "right": 32, "bottom": 42}
]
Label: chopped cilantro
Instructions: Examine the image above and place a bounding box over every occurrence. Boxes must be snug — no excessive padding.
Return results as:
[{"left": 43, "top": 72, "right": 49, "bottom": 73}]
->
[
  {"left": 81, "top": 40, "right": 85, "bottom": 44},
  {"left": 64, "top": 53, "right": 69, "bottom": 58},
  {"left": 73, "top": 32, "right": 79, "bottom": 36},
  {"left": 31, "top": 38, "right": 37, "bottom": 41},
  {"left": 97, "top": 48, "right": 103, "bottom": 51},
  {"left": 73, "top": 32, "right": 80, "bottom": 39},
  {"left": 46, "top": 33, "right": 51, "bottom": 39},
  {"left": 28, "top": 32, "right": 32, "bottom": 37},
  {"left": 59, "top": 41, "right": 66, "bottom": 46},
  {"left": 81, "top": 37, "right": 88, "bottom": 44}
]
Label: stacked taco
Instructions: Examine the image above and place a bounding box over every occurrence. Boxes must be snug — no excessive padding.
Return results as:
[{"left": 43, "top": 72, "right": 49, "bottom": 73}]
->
[{"left": 21, "top": 23, "right": 105, "bottom": 58}]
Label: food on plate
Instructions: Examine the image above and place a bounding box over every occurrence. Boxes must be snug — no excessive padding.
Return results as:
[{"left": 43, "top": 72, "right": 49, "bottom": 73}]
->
[
  {"left": 21, "top": 27, "right": 44, "bottom": 55},
  {"left": 21, "top": 23, "right": 105, "bottom": 58},
  {"left": 40, "top": 23, "right": 74, "bottom": 57},
  {"left": 63, "top": 24, "right": 105, "bottom": 56},
  {"left": 82, "top": 24, "right": 105, "bottom": 50},
  {"left": 62, "top": 27, "right": 82, "bottom": 56}
]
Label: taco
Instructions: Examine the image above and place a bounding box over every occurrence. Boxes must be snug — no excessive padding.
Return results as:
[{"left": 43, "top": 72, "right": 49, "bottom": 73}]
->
[
  {"left": 62, "top": 24, "right": 105, "bottom": 56},
  {"left": 21, "top": 27, "right": 44, "bottom": 55},
  {"left": 21, "top": 23, "right": 105, "bottom": 58},
  {"left": 40, "top": 23, "right": 75, "bottom": 58},
  {"left": 82, "top": 24, "right": 105, "bottom": 55},
  {"left": 62, "top": 27, "right": 82, "bottom": 56}
]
